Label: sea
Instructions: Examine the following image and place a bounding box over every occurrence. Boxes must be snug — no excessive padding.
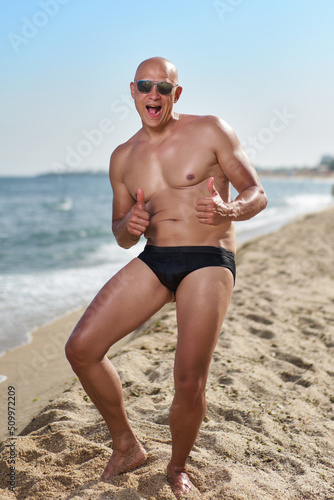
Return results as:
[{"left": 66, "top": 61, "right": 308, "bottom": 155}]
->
[{"left": 1, "top": 173, "right": 333, "bottom": 375}]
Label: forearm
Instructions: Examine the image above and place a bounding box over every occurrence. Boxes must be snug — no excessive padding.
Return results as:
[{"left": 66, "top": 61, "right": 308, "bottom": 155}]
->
[
  {"left": 228, "top": 185, "right": 268, "bottom": 221},
  {"left": 112, "top": 216, "right": 141, "bottom": 249}
]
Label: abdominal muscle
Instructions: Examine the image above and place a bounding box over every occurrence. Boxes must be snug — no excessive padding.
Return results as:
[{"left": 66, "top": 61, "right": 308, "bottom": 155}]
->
[{"left": 143, "top": 186, "right": 236, "bottom": 253}]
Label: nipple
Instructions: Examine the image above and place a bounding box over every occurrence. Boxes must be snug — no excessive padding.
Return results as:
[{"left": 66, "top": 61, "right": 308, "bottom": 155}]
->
[{"left": 186, "top": 174, "right": 195, "bottom": 180}]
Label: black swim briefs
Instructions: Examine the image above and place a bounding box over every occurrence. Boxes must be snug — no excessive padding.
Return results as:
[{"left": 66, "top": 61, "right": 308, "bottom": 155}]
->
[{"left": 137, "top": 245, "right": 236, "bottom": 294}]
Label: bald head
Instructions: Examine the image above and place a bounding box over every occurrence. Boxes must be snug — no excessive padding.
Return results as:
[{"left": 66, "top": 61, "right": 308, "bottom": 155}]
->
[{"left": 134, "top": 57, "right": 179, "bottom": 85}]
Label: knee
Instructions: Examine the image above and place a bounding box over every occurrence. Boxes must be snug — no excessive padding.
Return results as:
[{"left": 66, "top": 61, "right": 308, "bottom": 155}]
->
[
  {"left": 65, "top": 330, "right": 94, "bottom": 372},
  {"left": 174, "top": 375, "right": 206, "bottom": 411}
]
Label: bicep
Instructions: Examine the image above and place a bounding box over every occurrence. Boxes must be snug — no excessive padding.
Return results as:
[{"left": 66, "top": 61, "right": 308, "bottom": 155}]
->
[
  {"left": 111, "top": 181, "right": 135, "bottom": 222},
  {"left": 109, "top": 153, "right": 135, "bottom": 222},
  {"left": 214, "top": 121, "right": 262, "bottom": 194}
]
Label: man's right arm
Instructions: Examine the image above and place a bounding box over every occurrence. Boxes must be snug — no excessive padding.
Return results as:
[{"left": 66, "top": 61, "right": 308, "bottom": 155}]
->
[{"left": 109, "top": 148, "right": 149, "bottom": 249}]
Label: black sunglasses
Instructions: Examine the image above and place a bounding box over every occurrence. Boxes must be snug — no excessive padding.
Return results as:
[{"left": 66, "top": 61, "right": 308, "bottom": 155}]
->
[{"left": 134, "top": 80, "right": 178, "bottom": 95}]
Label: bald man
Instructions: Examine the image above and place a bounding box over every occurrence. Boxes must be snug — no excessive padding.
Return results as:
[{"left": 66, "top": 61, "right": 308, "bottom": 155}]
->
[{"left": 65, "top": 57, "right": 267, "bottom": 497}]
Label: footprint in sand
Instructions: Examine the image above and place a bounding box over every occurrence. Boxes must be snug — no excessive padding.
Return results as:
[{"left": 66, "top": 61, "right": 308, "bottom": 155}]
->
[
  {"left": 218, "top": 375, "right": 234, "bottom": 386},
  {"left": 246, "top": 313, "right": 274, "bottom": 326},
  {"left": 280, "top": 372, "right": 312, "bottom": 387},
  {"left": 222, "top": 409, "right": 264, "bottom": 433},
  {"left": 275, "top": 352, "right": 313, "bottom": 370},
  {"left": 249, "top": 326, "right": 275, "bottom": 339}
]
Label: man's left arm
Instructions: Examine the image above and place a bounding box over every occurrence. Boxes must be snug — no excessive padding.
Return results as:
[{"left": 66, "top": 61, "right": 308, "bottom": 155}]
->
[{"left": 196, "top": 117, "right": 268, "bottom": 224}]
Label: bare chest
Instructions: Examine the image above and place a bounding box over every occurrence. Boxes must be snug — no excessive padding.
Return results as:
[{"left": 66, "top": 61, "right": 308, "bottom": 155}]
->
[{"left": 123, "top": 135, "right": 221, "bottom": 200}]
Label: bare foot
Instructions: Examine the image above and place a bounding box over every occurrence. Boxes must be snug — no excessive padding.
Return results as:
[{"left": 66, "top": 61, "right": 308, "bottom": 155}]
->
[
  {"left": 100, "top": 441, "right": 147, "bottom": 481},
  {"left": 167, "top": 463, "right": 193, "bottom": 498}
]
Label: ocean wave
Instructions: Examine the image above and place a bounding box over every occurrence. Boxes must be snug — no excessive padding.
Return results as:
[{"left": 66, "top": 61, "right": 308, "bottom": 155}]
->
[
  {"left": 0, "top": 258, "right": 126, "bottom": 353},
  {"left": 284, "top": 193, "right": 332, "bottom": 208},
  {"left": 55, "top": 197, "right": 74, "bottom": 212}
]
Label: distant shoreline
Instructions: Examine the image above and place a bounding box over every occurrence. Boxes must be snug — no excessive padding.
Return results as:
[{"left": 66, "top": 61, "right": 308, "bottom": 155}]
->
[
  {"left": 1, "top": 168, "right": 333, "bottom": 180},
  {"left": 258, "top": 170, "right": 334, "bottom": 179},
  {"left": 38, "top": 169, "right": 334, "bottom": 179}
]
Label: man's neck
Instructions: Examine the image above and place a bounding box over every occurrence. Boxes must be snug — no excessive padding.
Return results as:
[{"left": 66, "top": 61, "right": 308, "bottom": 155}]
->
[{"left": 141, "top": 113, "right": 181, "bottom": 142}]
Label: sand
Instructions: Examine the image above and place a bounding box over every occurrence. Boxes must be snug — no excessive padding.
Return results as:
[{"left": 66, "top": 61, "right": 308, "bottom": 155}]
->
[{"left": 1, "top": 207, "right": 334, "bottom": 499}]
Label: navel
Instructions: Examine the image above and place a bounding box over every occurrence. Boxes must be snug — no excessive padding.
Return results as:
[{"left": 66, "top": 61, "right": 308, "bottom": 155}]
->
[{"left": 186, "top": 174, "right": 195, "bottom": 180}]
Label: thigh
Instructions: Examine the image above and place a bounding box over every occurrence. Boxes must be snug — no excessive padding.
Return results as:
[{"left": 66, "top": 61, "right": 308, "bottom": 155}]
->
[
  {"left": 174, "top": 266, "right": 234, "bottom": 379},
  {"left": 69, "top": 258, "right": 173, "bottom": 359}
]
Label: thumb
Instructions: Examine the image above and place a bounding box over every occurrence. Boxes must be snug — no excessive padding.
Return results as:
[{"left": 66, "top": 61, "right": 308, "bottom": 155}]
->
[
  {"left": 136, "top": 188, "right": 145, "bottom": 208},
  {"left": 208, "top": 177, "right": 218, "bottom": 197}
]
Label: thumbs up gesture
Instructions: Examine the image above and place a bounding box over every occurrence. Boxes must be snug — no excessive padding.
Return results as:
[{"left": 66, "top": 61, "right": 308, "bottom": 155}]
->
[
  {"left": 127, "top": 188, "right": 150, "bottom": 236},
  {"left": 195, "top": 177, "right": 230, "bottom": 225}
]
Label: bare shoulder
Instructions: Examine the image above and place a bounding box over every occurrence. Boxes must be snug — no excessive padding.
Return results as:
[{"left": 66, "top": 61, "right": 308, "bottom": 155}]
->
[
  {"left": 200, "top": 115, "right": 236, "bottom": 142},
  {"left": 110, "top": 135, "right": 137, "bottom": 164},
  {"left": 109, "top": 134, "right": 139, "bottom": 180},
  {"left": 180, "top": 114, "right": 236, "bottom": 144}
]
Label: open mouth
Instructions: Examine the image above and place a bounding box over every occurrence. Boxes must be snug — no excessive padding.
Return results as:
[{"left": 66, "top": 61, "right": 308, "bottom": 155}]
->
[{"left": 146, "top": 105, "right": 162, "bottom": 117}]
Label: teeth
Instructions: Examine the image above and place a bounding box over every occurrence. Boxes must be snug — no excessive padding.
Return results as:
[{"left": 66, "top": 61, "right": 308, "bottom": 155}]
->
[{"left": 146, "top": 105, "right": 162, "bottom": 116}]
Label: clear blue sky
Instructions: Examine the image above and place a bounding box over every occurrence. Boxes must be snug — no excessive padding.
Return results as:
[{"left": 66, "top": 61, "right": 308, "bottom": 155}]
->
[{"left": 1, "top": 0, "right": 333, "bottom": 176}]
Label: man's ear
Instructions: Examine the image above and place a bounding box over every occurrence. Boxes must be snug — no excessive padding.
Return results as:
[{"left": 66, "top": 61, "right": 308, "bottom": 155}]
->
[
  {"left": 130, "top": 82, "right": 135, "bottom": 99},
  {"left": 174, "top": 85, "right": 183, "bottom": 103}
]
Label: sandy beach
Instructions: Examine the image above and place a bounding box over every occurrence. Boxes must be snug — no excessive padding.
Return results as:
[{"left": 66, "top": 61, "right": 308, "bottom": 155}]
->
[{"left": 1, "top": 207, "right": 334, "bottom": 499}]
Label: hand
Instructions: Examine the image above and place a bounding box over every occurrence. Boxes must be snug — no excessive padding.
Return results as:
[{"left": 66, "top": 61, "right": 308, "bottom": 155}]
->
[
  {"left": 196, "top": 177, "right": 231, "bottom": 225},
  {"left": 127, "top": 188, "right": 150, "bottom": 236}
]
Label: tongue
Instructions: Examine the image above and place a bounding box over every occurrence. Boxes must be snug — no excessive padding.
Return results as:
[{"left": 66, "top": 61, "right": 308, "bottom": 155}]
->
[{"left": 147, "top": 106, "right": 161, "bottom": 117}]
